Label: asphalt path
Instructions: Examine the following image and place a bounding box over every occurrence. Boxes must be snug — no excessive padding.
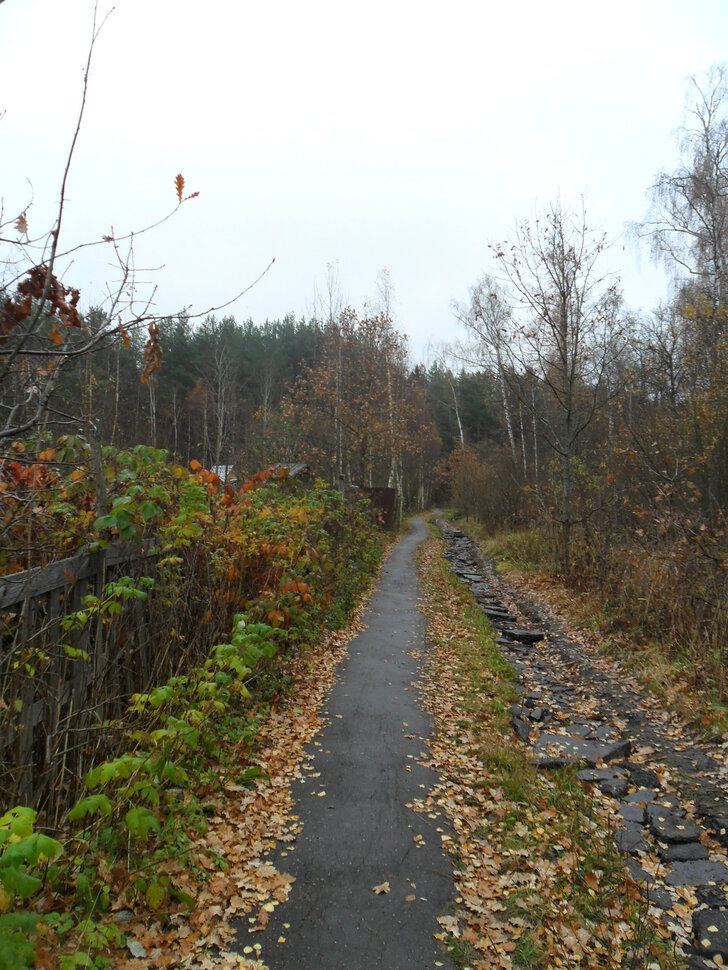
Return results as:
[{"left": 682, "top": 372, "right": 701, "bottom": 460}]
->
[{"left": 254, "top": 516, "right": 456, "bottom": 969}]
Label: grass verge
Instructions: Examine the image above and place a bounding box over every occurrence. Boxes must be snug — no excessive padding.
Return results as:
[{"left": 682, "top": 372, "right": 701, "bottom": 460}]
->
[{"left": 415, "top": 529, "right": 684, "bottom": 970}]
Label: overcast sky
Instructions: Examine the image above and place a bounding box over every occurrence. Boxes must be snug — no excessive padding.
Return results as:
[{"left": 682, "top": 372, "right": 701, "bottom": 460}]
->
[{"left": 2, "top": 0, "right": 728, "bottom": 363}]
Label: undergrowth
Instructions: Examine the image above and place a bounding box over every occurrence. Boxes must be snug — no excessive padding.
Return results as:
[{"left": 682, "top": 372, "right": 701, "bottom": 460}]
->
[{"left": 0, "top": 448, "right": 384, "bottom": 969}]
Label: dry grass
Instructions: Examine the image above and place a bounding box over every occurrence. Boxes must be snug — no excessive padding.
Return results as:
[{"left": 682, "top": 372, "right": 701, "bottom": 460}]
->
[{"left": 462, "top": 522, "right": 728, "bottom": 738}]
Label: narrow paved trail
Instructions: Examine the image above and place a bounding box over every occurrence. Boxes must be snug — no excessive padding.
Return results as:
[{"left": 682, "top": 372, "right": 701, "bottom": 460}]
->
[{"left": 256, "top": 517, "right": 456, "bottom": 970}]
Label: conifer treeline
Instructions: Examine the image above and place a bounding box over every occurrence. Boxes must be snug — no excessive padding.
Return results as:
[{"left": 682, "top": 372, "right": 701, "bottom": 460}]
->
[{"left": 42, "top": 308, "right": 503, "bottom": 507}]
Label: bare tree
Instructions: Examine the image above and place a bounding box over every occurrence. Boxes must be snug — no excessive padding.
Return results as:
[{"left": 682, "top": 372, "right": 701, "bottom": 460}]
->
[
  {"left": 638, "top": 64, "right": 728, "bottom": 309},
  {"left": 374, "top": 266, "right": 395, "bottom": 320},
  {"left": 636, "top": 305, "right": 687, "bottom": 412},
  {"left": 491, "top": 199, "right": 626, "bottom": 572},
  {"left": 446, "top": 372, "right": 465, "bottom": 451},
  {"left": 372, "top": 268, "right": 407, "bottom": 509},
  {"left": 0, "top": 4, "right": 274, "bottom": 446},
  {"left": 313, "top": 260, "right": 344, "bottom": 327},
  {"left": 206, "top": 326, "right": 238, "bottom": 470},
  {"left": 452, "top": 275, "right": 518, "bottom": 465}
]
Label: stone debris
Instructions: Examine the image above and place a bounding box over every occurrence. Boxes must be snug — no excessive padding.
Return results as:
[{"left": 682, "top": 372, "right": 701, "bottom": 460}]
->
[
  {"left": 623, "top": 787, "right": 659, "bottom": 804},
  {"left": 438, "top": 519, "right": 728, "bottom": 966},
  {"left": 660, "top": 842, "right": 709, "bottom": 862},
  {"left": 533, "top": 732, "right": 632, "bottom": 767},
  {"left": 615, "top": 825, "right": 649, "bottom": 855},
  {"left": 648, "top": 812, "right": 702, "bottom": 844},
  {"left": 499, "top": 627, "right": 546, "bottom": 643},
  {"left": 692, "top": 909, "right": 728, "bottom": 960},
  {"left": 619, "top": 803, "right": 647, "bottom": 824},
  {"left": 666, "top": 860, "right": 728, "bottom": 887},
  {"left": 511, "top": 716, "right": 531, "bottom": 743}
]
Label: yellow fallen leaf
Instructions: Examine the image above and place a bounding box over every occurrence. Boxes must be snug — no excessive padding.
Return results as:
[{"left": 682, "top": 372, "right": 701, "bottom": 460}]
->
[{"left": 372, "top": 881, "right": 390, "bottom": 894}]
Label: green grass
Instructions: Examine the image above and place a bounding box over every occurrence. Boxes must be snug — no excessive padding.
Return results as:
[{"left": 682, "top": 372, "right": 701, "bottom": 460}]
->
[{"left": 514, "top": 931, "right": 547, "bottom": 968}]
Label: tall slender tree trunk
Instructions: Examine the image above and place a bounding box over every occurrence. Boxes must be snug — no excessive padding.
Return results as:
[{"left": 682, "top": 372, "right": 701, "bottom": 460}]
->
[
  {"left": 531, "top": 387, "right": 540, "bottom": 490},
  {"left": 202, "top": 394, "right": 208, "bottom": 467},
  {"left": 214, "top": 386, "right": 225, "bottom": 468},
  {"left": 496, "top": 348, "right": 517, "bottom": 463},
  {"left": 172, "top": 389, "right": 179, "bottom": 457},
  {"left": 336, "top": 341, "right": 343, "bottom": 490},
  {"left": 560, "top": 301, "right": 573, "bottom": 574},
  {"left": 518, "top": 400, "right": 528, "bottom": 480},
  {"left": 560, "top": 450, "right": 572, "bottom": 573},
  {"left": 110, "top": 343, "right": 121, "bottom": 446},
  {"left": 148, "top": 378, "right": 157, "bottom": 448},
  {"left": 448, "top": 376, "right": 465, "bottom": 449}
]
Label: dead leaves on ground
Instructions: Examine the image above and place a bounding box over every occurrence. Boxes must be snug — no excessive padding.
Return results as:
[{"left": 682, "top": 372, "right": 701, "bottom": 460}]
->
[
  {"left": 106, "top": 531, "right": 682, "bottom": 968},
  {"left": 111, "top": 611, "right": 366, "bottom": 969},
  {"left": 414, "top": 537, "right": 678, "bottom": 970}
]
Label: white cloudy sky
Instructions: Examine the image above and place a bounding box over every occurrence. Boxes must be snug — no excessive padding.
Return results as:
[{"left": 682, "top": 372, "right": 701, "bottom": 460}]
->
[{"left": 2, "top": 0, "right": 728, "bottom": 363}]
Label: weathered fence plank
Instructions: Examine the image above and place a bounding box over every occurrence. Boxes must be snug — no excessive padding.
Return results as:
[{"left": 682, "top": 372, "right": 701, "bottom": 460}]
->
[
  {"left": 0, "top": 535, "right": 244, "bottom": 820},
  {"left": 0, "top": 542, "right": 159, "bottom": 817},
  {"left": 0, "top": 542, "right": 149, "bottom": 609}
]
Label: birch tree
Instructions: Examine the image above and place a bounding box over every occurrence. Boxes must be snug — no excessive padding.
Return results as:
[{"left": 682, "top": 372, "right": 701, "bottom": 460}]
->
[
  {"left": 492, "top": 199, "right": 626, "bottom": 572},
  {"left": 639, "top": 64, "right": 728, "bottom": 310},
  {"left": 453, "top": 275, "right": 518, "bottom": 465}
]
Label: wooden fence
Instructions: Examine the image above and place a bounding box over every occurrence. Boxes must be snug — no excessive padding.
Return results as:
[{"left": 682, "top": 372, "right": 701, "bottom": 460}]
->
[{"left": 0, "top": 541, "right": 220, "bottom": 822}]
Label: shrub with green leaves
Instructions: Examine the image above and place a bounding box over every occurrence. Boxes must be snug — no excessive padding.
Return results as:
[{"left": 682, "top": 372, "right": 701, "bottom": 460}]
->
[{"left": 0, "top": 807, "right": 63, "bottom": 969}]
